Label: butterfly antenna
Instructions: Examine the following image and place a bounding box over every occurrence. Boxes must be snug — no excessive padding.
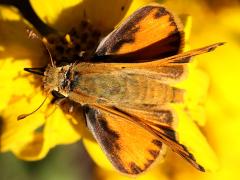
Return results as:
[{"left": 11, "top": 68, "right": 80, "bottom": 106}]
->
[
  {"left": 26, "top": 29, "right": 55, "bottom": 68},
  {"left": 17, "top": 96, "right": 48, "bottom": 120},
  {"left": 42, "top": 37, "right": 55, "bottom": 68}
]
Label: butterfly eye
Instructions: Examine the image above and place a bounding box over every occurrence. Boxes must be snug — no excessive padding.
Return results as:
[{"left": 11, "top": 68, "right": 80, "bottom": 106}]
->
[
  {"left": 58, "top": 69, "right": 70, "bottom": 89},
  {"left": 66, "top": 69, "right": 71, "bottom": 79}
]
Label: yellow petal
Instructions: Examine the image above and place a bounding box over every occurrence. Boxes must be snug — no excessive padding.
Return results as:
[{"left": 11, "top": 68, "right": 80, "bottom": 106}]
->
[
  {"left": 13, "top": 106, "right": 81, "bottom": 160},
  {"left": 30, "top": 0, "right": 81, "bottom": 31},
  {"left": 182, "top": 15, "right": 192, "bottom": 43},
  {"left": 44, "top": 108, "right": 81, "bottom": 146},
  {"left": 96, "top": 164, "right": 168, "bottom": 180},
  {"left": 30, "top": 0, "right": 155, "bottom": 32},
  {"left": 174, "top": 104, "right": 219, "bottom": 171},
  {"left": 30, "top": 0, "right": 130, "bottom": 32},
  {"left": 182, "top": 15, "right": 192, "bottom": 51},
  {"left": 0, "top": 93, "right": 46, "bottom": 153},
  {"left": 175, "top": 64, "right": 209, "bottom": 126},
  {"left": 83, "top": 138, "right": 115, "bottom": 171},
  {"left": 0, "top": 6, "right": 21, "bottom": 21},
  {"left": 0, "top": 8, "right": 44, "bottom": 64},
  {"left": 59, "top": 101, "right": 94, "bottom": 140}
]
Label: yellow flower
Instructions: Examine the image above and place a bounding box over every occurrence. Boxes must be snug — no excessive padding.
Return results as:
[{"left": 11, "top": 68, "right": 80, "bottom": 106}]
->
[{"left": 0, "top": 0, "right": 222, "bottom": 179}]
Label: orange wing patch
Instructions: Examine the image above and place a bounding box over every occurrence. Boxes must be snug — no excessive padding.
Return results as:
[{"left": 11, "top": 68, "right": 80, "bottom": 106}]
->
[
  {"left": 83, "top": 105, "right": 166, "bottom": 175},
  {"left": 95, "top": 5, "right": 184, "bottom": 62}
]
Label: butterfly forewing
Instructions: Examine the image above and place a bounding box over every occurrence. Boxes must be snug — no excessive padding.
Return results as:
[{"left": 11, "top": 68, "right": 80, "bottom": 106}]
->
[
  {"left": 74, "top": 43, "right": 224, "bottom": 86},
  {"left": 94, "top": 4, "right": 184, "bottom": 62}
]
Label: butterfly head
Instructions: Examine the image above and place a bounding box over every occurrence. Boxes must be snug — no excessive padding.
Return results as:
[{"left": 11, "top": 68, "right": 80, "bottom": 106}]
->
[{"left": 43, "top": 64, "right": 71, "bottom": 97}]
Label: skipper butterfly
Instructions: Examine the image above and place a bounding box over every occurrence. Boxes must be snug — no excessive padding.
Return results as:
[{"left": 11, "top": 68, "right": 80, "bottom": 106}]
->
[{"left": 20, "top": 4, "right": 223, "bottom": 175}]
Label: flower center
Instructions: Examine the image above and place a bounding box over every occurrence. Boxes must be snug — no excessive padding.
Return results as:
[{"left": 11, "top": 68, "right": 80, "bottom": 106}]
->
[{"left": 46, "top": 20, "right": 102, "bottom": 64}]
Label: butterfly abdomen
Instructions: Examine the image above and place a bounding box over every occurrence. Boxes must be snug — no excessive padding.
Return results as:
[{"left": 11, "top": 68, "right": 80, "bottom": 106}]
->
[{"left": 68, "top": 70, "right": 183, "bottom": 106}]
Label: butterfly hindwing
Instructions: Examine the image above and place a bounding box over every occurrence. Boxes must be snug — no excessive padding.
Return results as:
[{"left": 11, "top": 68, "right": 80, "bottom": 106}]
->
[
  {"left": 112, "top": 105, "right": 205, "bottom": 171},
  {"left": 84, "top": 104, "right": 205, "bottom": 173},
  {"left": 95, "top": 4, "right": 184, "bottom": 62},
  {"left": 83, "top": 105, "right": 167, "bottom": 175}
]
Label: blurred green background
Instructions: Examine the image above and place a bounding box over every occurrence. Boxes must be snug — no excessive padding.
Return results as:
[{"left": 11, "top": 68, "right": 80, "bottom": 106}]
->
[{"left": 0, "top": 142, "right": 94, "bottom": 180}]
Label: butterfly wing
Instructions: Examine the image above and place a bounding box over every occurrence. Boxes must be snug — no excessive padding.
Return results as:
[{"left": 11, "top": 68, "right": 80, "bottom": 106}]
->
[
  {"left": 83, "top": 105, "right": 167, "bottom": 175},
  {"left": 84, "top": 104, "right": 205, "bottom": 174},
  {"left": 120, "top": 42, "right": 225, "bottom": 80},
  {"left": 117, "top": 42, "right": 225, "bottom": 80},
  {"left": 94, "top": 4, "right": 184, "bottom": 62},
  {"left": 77, "top": 43, "right": 224, "bottom": 82}
]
